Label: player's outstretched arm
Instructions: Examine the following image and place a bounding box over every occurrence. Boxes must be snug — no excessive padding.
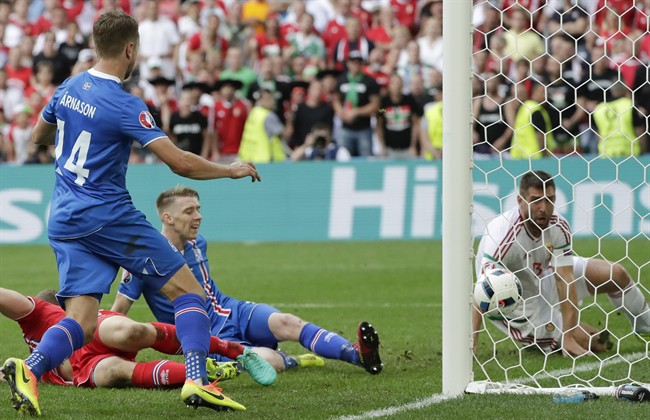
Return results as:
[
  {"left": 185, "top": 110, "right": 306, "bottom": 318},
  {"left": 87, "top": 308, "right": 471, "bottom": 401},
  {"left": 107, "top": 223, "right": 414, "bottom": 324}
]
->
[
  {"left": 555, "top": 266, "right": 589, "bottom": 357},
  {"left": 32, "top": 116, "right": 57, "bottom": 146},
  {"left": 0, "top": 288, "right": 35, "bottom": 320},
  {"left": 111, "top": 293, "right": 134, "bottom": 315},
  {"left": 148, "top": 137, "right": 261, "bottom": 182}
]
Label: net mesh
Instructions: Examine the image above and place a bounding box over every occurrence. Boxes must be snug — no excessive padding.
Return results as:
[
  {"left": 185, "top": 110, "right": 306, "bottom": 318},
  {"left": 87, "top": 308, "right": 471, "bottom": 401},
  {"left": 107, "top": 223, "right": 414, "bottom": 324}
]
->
[{"left": 469, "top": 0, "right": 649, "bottom": 393}]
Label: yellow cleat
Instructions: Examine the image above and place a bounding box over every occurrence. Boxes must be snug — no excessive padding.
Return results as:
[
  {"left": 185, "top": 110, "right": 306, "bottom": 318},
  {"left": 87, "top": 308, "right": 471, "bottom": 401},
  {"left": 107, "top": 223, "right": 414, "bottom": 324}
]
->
[
  {"left": 181, "top": 380, "right": 246, "bottom": 411},
  {"left": 297, "top": 354, "right": 325, "bottom": 368},
  {"left": 206, "top": 360, "right": 239, "bottom": 382},
  {"left": 1, "top": 358, "right": 41, "bottom": 416}
]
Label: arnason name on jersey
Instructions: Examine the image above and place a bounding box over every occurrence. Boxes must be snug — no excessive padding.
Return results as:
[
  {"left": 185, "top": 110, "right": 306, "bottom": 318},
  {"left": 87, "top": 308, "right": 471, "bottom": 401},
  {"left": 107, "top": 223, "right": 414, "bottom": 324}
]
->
[{"left": 59, "top": 91, "right": 97, "bottom": 119}]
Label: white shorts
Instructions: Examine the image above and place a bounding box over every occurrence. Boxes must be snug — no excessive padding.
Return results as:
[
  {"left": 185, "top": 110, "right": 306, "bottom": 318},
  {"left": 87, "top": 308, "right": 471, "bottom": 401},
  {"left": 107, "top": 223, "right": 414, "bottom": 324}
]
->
[{"left": 490, "top": 256, "right": 591, "bottom": 353}]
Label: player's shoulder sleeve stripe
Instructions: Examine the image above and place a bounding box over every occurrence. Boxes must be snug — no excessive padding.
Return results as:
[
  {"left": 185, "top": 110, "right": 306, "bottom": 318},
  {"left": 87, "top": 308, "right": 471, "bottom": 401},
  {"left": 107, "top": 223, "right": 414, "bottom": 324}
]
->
[
  {"left": 142, "top": 135, "right": 166, "bottom": 147},
  {"left": 116, "top": 291, "right": 137, "bottom": 302},
  {"left": 40, "top": 113, "right": 57, "bottom": 125}
]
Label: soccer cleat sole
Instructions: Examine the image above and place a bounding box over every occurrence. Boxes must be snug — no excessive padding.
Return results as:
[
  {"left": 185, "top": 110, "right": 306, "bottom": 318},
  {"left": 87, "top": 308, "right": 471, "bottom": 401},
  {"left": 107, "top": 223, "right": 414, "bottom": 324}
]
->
[
  {"left": 184, "top": 394, "right": 234, "bottom": 412},
  {"left": 1, "top": 360, "right": 40, "bottom": 416},
  {"left": 359, "top": 322, "right": 383, "bottom": 375}
]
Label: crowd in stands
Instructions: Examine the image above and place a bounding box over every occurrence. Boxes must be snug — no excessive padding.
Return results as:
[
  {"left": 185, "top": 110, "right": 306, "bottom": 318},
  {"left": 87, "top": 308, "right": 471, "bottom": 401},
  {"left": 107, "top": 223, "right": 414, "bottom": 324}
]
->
[{"left": 1, "top": 0, "right": 649, "bottom": 165}]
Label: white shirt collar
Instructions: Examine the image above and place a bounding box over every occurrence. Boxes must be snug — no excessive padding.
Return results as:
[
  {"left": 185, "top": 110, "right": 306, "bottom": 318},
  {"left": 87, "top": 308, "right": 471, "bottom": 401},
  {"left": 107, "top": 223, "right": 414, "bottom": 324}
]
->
[{"left": 88, "top": 68, "right": 122, "bottom": 84}]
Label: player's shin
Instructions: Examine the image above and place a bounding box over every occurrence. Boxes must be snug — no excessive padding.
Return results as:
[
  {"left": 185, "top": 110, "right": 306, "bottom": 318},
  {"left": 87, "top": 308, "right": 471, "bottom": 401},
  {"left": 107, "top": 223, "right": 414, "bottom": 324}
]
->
[
  {"left": 608, "top": 281, "right": 650, "bottom": 333},
  {"left": 298, "top": 323, "right": 359, "bottom": 364},
  {"left": 173, "top": 294, "right": 211, "bottom": 384},
  {"left": 26, "top": 318, "right": 85, "bottom": 379},
  {"left": 131, "top": 361, "right": 186, "bottom": 388}
]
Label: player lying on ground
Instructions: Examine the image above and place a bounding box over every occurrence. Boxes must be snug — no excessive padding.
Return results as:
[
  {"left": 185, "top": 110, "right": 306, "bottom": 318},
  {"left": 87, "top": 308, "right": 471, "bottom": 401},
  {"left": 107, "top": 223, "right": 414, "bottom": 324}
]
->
[
  {"left": 3, "top": 10, "right": 262, "bottom": 417},
  {"left": 112, "top": 186, "right": 383, "bottom": 374},
  {"left": 473, "top": 170, "right": 650, "bottom": 356},
  {"left": 0, "top": 288, "right": 275, "bottom": 394}
]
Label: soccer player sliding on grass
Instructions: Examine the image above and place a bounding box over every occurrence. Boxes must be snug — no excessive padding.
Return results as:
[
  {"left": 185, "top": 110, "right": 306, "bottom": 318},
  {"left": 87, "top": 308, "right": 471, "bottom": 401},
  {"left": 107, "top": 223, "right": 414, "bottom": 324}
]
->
[
  {"left": 472, "top": 170, "right": 650, "bottom": 356},
  {"left": 2, "top": 10, "right": 261, "bottom": 416},
  {"left": 0, "top": 287, "right": 276, "bottom": 393},
  {"left": 111, "top": 186, "right": 383, "bottom": 375}
]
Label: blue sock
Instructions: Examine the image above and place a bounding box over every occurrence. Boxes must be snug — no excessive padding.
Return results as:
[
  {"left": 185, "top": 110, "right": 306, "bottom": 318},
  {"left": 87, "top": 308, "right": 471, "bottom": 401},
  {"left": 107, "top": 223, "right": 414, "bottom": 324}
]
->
[
  {"left": 25, "top": 318, "right": 84, "bottom": 380},
  {"left": 299, "top": 323, "right": 360, "bottom": 365},
  {"left": 174, "top": 293, "right": 210, "bottom": 384},
  {"left": 276, "top": 351, "right": 300, "bottom": 370}
]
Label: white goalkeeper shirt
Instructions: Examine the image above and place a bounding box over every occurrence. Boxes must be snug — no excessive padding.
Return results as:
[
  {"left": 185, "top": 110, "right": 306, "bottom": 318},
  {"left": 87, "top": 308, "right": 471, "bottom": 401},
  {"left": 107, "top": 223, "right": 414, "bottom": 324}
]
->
[{"left": 476, "top": 207, "right": 574, "bottom": 300}]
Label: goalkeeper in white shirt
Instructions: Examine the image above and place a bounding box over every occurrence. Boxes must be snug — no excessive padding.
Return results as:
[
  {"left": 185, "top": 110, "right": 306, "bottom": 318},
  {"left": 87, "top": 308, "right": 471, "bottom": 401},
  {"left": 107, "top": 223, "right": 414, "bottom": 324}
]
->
[{"left": 473, "top": 170, "right": 650, "bottom": 356}]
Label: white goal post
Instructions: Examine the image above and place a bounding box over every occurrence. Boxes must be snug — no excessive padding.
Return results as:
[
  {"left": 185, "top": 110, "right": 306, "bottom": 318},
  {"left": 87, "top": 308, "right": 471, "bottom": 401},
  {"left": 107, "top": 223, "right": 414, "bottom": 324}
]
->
[{"left": 442, "top": 1, "right": 650, "bottom": 397}]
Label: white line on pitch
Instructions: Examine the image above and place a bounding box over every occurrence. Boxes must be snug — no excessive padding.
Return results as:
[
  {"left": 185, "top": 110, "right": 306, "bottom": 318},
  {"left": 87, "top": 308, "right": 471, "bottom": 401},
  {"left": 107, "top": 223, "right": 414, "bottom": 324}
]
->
[{"left": 334, "top": 351, "right": 648, "bottom": 420}]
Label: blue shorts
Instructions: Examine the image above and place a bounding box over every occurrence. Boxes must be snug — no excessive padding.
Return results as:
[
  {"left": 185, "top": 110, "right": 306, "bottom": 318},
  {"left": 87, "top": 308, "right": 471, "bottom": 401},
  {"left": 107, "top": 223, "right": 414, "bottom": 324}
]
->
[
  {"left": 50, "top": 209, "right": 185, "bottom": 304},
  {"left": 210, "top": 301, "right": 280, "bottom": 361}
]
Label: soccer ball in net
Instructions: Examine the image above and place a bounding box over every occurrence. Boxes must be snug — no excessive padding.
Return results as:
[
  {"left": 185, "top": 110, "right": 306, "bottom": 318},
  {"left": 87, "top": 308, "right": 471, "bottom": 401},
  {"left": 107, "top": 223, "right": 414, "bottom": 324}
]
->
[{"left": 474, "top": 268, "right": 522, "bottom": 320}]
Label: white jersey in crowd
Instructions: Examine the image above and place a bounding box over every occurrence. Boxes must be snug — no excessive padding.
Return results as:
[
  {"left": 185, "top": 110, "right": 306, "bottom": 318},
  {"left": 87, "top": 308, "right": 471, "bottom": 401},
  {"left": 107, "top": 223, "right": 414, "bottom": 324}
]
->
[{"left": 476, "top": 206, "right": 574, "bottom": 303}]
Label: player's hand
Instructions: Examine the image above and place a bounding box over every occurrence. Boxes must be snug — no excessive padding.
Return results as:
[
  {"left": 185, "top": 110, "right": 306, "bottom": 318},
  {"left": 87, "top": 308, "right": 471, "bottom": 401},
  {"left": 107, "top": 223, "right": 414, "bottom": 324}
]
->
[
  {"left": 562, "top": 334, "right": 590, "bottom": 357},
  {"left": 229, "top": 161, "right": 261, "bottom": 182}
]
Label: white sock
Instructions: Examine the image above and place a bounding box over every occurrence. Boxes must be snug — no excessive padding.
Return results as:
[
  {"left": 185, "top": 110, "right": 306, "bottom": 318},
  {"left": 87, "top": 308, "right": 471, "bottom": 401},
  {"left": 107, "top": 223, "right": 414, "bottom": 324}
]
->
[{"left": 609, "top": 281, "right": 650, "bottom": 333}]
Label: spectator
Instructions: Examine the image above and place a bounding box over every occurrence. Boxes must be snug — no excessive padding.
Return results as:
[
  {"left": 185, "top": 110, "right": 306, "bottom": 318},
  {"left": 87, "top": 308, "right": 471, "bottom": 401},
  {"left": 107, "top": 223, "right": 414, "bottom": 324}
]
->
[
  {"left": 199, "top": 0, "right": 227, "bottom": 26},
  {"left": 31, "top": 0, "right": 61, "bottom": 36},
  {"left": 410, "top": 72, "right": 435, "bottom": 111},
  {"left": 580, "top": 44, "right": 618, "bottom": 153},
  {"left": 363, "top": 47, "right": 390, "bottom": 91},
  {"left": 58, "top": 21, "right": 85, "bottom": 71},
  {"left": 510, "top": 81, "right": 556, "bottom": 159},
  {"left": 169, "top": 90, "right": 212, "bottom": 159},
  {"left": 186, "top": 13, "right": 229, "bottom": 61},
  {"left": 420, "top": 95, "right": 443, "bottom": 160},
  {"left": 316, "top": 68, "right": 341, "bottom": 105},
  {"left": 284, "top": 13, "right": 327, "bottom": 68},
  {"left": 396, "top": 39, "right": 423, "bottom": 94},
  {"left": 242, "top": 0, "right": 271, "bottom": 35},
  {"left": 592, "top": 82, "right": 644, "bottom": 157},
  {"left": 32, "top": 31, "right": 70, "bottom": 85},
  {"left": 148, "top": 76, "right": 178, "bottom": 132},
  {"left": 473, "top": 72, "right": 514, "bottom": 157},
  {"left": 138, "top": 0, "right": 180, "bottom": 81},
  {"left": 25, "top": 61, "right": 56, "bottom": 113},
  {"left": 390, "top": 0, "right": 418, "bottom": 32},
  {"left": 280, "top": 0, "right": 306, "bottom": 41},
  {"left": 5, "top": 104, "right": 33, "bottom": 165},
  {"left": 222, "top": 1, "right": 250, "bottom": 50},
  {"left": 33, "top": 6, "right": 71, "bottom": 55},
  {"left": 248, "top": 13, "right": 287, "bottom": 65},
  {"left": 333, "top": 50, "right": 380, "bottom": 157},
  {"left": 290, "top": 122, "right": 351, "bottom": 161},
  {"left": 376, "top": 74, "right": 422, "bottom": 158},
  {"left": 220, "top": 47, "right": 257, "bottom": 97},
  {"left": 177, "top": 0, "right": 202, "bottom": 41},
  {"left": 212, "top": 79, "right": 249, "bottom": 162},
  {"left": 366, "top": 6, "right": 396, "bottom": 51},
  {"left": 238, "top": 88, "right": 287, "bottom": 163},
  {"left": 546, "top": 0, "right": 589, "bottom": 49},
  {"left": 289, "top": 79, "right": 335, "bottom": 148},
  {"left": 322, "top": 0, "right": 355, "bottom": 51},
  {"left": 247, "top": 57, "right": 285, "bottom": 113},
  {"left": 417, "top": 16, "right": 443, "bottom": 73},
  {"left": 502, "top": 6, "right": 545, "bottom": 64},
  {"left": 4, "top": 0, "right": 31, "bottom": 49},
  {"left": 331, "top": 16, "right": 373, "bottom": 70},
  {"left": 5, "top": 46, "right": 32, "bottom": 92},
  {"left": 0, "top": 67, "right": 24, "bottom": 122},
  {"left": 543, "top": 35, "right": 588, "bottom": 154}
]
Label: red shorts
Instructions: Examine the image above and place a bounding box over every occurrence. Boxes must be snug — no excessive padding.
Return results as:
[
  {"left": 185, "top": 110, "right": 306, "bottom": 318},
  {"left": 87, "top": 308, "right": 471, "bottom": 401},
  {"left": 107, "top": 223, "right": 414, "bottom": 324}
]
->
[{"left": 71, "top": 310, "right": 138, "bottom": 388}]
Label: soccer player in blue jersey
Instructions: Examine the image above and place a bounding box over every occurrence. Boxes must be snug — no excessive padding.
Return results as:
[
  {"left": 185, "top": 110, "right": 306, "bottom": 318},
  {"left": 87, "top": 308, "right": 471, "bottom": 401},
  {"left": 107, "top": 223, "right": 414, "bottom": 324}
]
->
[
  {"left": 1, "top": 11, "right": 262, "bottom": 416},
  {"left": 111, "top": 186, "right": 383, "bottom": 375}
]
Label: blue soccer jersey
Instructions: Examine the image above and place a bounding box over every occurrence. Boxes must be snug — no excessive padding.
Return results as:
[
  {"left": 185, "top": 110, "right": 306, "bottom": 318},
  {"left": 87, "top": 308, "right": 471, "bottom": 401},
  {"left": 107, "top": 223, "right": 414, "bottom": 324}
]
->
[
  {"left": 118, "top": 235, "right": 234, "bottom": 335},
  {"left": 42, "top": 68, "right": 166, "bottom": 239}
]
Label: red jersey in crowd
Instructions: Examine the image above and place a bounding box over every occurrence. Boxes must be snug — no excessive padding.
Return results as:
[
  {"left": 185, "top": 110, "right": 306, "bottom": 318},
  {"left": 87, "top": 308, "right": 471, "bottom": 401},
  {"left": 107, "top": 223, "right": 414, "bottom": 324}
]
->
[
  {"left": 390, "top": 0, "right": 418, "bottom": 30},
  {"left": 214, "top": 99, "right": 249, "bottom": 155}
]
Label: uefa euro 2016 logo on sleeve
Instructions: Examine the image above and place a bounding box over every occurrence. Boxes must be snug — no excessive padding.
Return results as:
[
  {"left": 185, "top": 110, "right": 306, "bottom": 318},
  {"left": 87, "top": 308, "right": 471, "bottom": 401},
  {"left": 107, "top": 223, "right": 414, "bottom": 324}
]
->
[{"left": 139, "top": 111, "right": 156, "bottom": 129}]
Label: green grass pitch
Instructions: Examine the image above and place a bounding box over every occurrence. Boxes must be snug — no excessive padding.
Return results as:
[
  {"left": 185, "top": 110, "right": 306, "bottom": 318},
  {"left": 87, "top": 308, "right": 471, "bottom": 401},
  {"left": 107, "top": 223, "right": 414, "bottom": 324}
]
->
[{"left": 0, "top": 239, "right": 648, "bottom": 419}]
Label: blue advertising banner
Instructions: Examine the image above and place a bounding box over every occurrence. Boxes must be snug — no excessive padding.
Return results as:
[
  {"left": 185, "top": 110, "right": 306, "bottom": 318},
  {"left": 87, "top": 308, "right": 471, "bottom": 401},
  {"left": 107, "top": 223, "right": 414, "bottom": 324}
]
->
[{"left": 1, "top": 157, "right": 648, "bottom": 244}]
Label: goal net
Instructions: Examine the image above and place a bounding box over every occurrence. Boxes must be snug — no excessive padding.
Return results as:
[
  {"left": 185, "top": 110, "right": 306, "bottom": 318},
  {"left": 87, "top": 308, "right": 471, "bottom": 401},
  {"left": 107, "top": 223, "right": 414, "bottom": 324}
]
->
[{"left": 465, "top": 0, "right": 650, "bottom": 395}]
